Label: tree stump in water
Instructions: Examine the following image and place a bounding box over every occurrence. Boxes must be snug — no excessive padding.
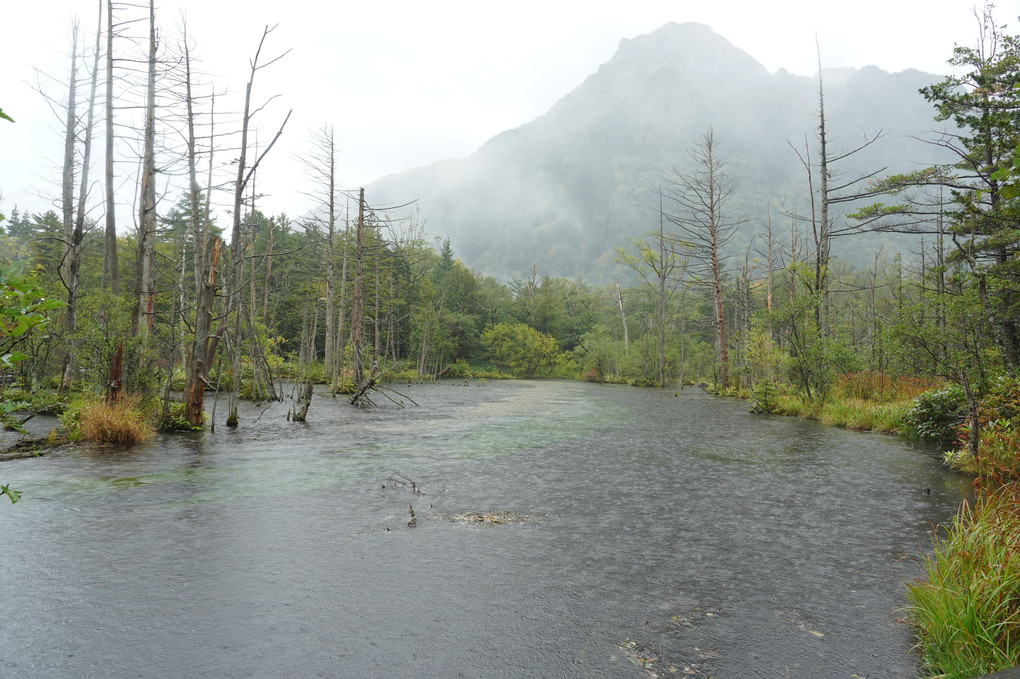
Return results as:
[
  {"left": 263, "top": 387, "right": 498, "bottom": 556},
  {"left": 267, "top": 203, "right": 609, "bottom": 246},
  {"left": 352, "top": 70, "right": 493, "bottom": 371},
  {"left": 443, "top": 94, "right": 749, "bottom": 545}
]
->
[{"left": 292, "top": 383, "right": 314, "bottom": 422}]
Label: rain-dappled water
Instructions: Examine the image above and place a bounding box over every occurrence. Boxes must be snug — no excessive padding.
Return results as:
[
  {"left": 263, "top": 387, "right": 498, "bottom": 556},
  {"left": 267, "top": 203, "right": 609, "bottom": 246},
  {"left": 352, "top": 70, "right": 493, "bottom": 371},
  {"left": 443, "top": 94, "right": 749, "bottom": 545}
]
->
[{"left": 0, "top": 380, "right": 972, "bottom": 678}]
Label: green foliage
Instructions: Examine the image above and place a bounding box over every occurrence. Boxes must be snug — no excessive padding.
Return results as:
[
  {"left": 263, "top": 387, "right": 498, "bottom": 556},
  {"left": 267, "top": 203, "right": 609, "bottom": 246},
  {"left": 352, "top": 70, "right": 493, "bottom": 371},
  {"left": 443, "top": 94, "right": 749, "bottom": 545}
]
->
[
  {"left": 158, "top": 401, "right": 204, "bottom": 432},
  {"left": 905, "top": 384, "right": 967, "bottom": 445},
  {"left": 750, "top": 380, "right": 780, "bottom": 414},
  {"left": 0, "top": 263, "right": 63, "bottom": 437},
  {"left": 443, "top": 359, "right": 470, "bottom": 378},
  {"left": 744, "top": 326, "right": 788, "bottom": 385},
  {"left": 1, "top": 483, "right": 20, "bottom": 503},
  {"left": 947, "top": 375, "right": 1020, "bottom": 478},
  {"left": 480, "top": 321, "right": 561, "bottom": 378},
  {"left": 0, "top": 264, "right": 63, "bottom": 363}
]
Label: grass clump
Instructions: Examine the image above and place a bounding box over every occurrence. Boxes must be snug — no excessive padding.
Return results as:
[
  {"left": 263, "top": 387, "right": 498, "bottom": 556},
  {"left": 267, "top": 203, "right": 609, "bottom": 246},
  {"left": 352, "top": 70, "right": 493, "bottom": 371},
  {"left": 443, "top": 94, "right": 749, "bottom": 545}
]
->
[
  {"left": 907, "top": 485, "right": 1020, "bottom": 678},
  {"left": 817, "top": 398, "right": 911, "bottom": 433},
  {"left": 62, "top": 395, "right": 154, "bottom": 445}
]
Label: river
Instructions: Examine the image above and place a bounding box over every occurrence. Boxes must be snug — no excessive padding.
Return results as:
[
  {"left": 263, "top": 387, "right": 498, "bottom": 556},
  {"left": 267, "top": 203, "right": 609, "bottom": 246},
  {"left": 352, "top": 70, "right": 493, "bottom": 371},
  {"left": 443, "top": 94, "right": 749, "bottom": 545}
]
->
[{"left": 0, "top": 380, "right": 972, "bottom": 678}]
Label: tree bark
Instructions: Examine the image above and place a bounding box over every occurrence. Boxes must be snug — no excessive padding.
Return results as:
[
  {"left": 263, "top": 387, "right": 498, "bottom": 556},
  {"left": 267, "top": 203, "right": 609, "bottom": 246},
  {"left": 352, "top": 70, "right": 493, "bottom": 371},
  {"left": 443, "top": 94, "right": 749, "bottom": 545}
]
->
[
  {"left": 103, "top": 0, "right": 119, "bottom": 295},
  {"left": 350, "top": 188, "right": 366, "bottom": 386},
  {"left": 61, "top": 7, "right": 101, "bottom": 393},
  {"left": 184, "top": 237, "right": 220, "bottom": 427},
  {"left": 132, "top": 0, "right": 157, "bottom": 338}
]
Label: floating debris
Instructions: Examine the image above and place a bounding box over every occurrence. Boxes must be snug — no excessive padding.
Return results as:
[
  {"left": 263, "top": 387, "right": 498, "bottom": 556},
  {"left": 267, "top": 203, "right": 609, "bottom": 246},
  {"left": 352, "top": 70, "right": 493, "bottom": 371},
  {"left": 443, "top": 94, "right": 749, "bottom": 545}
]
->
[{"left": 619, "top": 639, "right": 660, "bottom": 669}]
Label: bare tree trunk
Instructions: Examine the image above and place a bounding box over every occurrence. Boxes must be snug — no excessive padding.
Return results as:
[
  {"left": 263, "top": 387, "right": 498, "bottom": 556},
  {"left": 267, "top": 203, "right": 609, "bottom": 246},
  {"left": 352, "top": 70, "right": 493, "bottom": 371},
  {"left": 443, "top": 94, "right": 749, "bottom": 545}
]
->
[
  {"left": 261, "top": 220, "right": 274, "bottom": 326},
  {"left": 132, "top": 0, "right": 157, "bottom": 338},
  {"left": 184, "top": 237, "right": 220, "bottom": 427},
  {"left": 615, "top": 280, "right": 628, "bottom": 353},
  {"left": 103, "top": 0, "right": 119, "bottom": 295},
  {"left": 291, "top": 383, "right": 313, "bottom": 422},
  {"left": 222, "top": 25, "right": 291, "bottom": 427},
  {"left": 373, "top": 256, "right": 382, "bottom": 366},
  {"left": 712, "top": 243, "right": 729, "bottom": 386},
  {"left": 182, "top": 25, "right": 204, "bottom": 300},
  {"left": 182, "top": 41, "right": 219, "bottom": 418},
  {"left": 350, "top": 188, "right": 366, "bottom": 386},
  {"left": 815, "top": 49, "right": 831, "bottom": 333},
  {"left": 60, "top": 25, "right": 79, "bottom": 280},
  {"left": 61, "top": 7, "right": 102, "bottom": 393},
  {"left": 334, "top": 233, "right": 349, "bottom": 391},
  {"left": 323, "top": 129, "right": 338, "bottom": 379},
  {"left": 107, "top": 340, "right": 124, "bottom": 403}
]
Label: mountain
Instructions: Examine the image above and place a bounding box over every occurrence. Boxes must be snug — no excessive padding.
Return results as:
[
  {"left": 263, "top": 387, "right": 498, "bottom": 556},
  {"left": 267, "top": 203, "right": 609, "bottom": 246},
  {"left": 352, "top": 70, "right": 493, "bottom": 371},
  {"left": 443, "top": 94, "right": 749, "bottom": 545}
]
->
[{"left": 368, "top": 22, "right": 947, "bottom": 282}]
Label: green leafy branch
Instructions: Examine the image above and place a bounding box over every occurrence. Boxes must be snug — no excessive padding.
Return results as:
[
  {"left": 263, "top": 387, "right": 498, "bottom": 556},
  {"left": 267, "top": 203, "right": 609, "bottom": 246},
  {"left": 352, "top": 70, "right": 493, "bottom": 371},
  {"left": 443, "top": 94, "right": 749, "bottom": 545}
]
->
[{"left": 1, "top": 483, "right": 21, "bottom": 504}]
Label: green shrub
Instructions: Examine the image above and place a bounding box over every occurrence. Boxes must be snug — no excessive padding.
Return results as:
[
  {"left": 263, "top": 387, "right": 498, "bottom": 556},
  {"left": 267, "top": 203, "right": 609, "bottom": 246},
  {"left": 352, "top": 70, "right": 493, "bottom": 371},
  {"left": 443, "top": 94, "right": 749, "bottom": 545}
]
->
[
  {"left": 951, "top": 375, "right": 1020, "bottom": 479},
  {"left": 751, "top": 380, "right": 781, "bottom": 414},
  {"left": 905, "top": 384, "right": 967, "bottom": 445}
]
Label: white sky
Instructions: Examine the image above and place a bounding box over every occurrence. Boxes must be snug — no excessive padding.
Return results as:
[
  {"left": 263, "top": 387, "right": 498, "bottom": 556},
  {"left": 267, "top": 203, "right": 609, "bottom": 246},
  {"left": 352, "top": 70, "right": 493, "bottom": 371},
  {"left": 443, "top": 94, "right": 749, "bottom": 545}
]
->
[{"left": 0, "top": 0, "right": 1012, "bottom": 226}]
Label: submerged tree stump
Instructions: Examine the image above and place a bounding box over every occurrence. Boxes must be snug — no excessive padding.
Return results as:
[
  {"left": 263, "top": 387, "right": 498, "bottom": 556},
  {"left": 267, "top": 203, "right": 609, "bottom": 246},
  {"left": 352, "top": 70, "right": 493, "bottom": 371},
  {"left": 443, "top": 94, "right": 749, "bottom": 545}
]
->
[{"left": 291, "top": 382, "right": 314, "bottom": 422}]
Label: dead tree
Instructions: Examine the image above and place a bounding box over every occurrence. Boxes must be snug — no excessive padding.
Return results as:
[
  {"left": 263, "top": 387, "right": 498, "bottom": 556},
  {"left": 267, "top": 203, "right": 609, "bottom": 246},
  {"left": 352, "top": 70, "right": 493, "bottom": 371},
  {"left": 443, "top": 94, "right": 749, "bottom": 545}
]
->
[
  {"left": 131, "top": 0, "right": 158, "bottom": 338},
  {"left": 350, "top": 187, "right": 367, "bottom": 387},
  {"left": 183, "top": 237, "right": 220, "bottom": 427},
  {"left": 788, "top": 43, "right": 886, "bottom": 334},
  {"left": 664, "top": 129, "right": 741, "bottom": 387},
  {"left": 223, "top": 25, "right": 291, "bottom": 427},
  {"left": 59, "top": 24, "right": 79, "bottom": 280},
  {"left": 102, "top": 0, "right": 119, "bottom": 294},
  {"left": 298, "top": 125, "right": 342, "bottom": 383},
  {"left": 30, "top": 10, "right": 103, "bottom": 393}
]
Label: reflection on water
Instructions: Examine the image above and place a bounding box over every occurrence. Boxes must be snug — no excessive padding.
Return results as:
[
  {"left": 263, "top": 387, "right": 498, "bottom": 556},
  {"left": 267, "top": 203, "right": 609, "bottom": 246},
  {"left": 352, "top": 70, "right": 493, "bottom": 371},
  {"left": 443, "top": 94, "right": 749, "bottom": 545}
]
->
[{"left": 0, "top": 381, "right": 970, "bottom": 678}]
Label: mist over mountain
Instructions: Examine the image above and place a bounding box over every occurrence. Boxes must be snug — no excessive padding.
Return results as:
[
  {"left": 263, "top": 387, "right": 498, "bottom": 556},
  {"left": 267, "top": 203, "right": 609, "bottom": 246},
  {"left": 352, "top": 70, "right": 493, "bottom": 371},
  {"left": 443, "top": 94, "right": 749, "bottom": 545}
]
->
[{"left": 368, "top": 22, "right": 946, "bottom": 282}]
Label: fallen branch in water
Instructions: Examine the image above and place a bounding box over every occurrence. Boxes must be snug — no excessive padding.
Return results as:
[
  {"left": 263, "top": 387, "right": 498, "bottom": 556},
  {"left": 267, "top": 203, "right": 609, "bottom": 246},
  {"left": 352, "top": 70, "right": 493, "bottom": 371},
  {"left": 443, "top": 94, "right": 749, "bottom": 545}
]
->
[
  {"left": 350, "top": 369, "right": 419, "bottom": 407},
  {"left": 0, "top": 433, "right": 70, "bottom": 460}
]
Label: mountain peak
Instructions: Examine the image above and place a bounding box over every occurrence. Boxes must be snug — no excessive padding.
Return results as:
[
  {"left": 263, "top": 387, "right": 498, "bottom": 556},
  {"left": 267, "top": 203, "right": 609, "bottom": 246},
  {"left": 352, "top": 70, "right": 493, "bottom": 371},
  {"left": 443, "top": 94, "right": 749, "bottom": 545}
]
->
[
  {"left": 369, "top": 24, "right": 939, "bottom": 281},
  {"left": 609, "top": 22, "right": 768, "bottom": 79}
]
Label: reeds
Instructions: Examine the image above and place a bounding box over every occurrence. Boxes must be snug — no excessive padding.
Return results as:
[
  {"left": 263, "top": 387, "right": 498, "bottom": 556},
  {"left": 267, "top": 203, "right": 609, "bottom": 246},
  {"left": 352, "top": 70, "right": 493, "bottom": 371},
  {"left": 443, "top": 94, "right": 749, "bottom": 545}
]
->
[{"left": 906, "top": 485, "right": 1020, "bottom": 678}]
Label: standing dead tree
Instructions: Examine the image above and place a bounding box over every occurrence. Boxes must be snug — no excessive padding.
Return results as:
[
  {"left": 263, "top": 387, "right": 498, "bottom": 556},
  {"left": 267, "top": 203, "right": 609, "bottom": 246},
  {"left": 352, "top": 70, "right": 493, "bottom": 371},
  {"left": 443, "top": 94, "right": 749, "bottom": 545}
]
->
[
  {"left": 49, "top": 8, "right": 103, "bottom": 392},
  {"left": 131, "top": 0, "right": 158, "bottom": 338},
  {"left": 787, "top": 43, "right": 887, "bottom": 334},
  {"left": 346, "top": 190, "right": 420, "bottom": 407},
  {"left": 222, "top": 25, "right": 291, "bottom": 428},
  {"left": 664, "top": 129, "right": 742, "bottom": 387}
]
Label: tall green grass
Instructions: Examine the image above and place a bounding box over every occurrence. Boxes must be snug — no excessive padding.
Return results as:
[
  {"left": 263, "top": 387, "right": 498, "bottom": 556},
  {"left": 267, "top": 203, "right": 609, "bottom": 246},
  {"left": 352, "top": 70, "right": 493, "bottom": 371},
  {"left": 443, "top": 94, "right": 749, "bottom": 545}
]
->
[
  {"left": 818, "top": 398, "right": 910, "bottom": 433},
  {"left": 906, "top": 485, "right": 1020, "bottom": 678}
]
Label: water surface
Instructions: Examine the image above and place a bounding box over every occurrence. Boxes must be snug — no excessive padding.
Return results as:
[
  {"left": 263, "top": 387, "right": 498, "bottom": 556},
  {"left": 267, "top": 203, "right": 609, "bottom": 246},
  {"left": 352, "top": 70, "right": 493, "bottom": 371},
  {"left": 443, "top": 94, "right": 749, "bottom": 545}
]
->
[{"left": 0, "top": 381, "right": 971, "bottom": 677}]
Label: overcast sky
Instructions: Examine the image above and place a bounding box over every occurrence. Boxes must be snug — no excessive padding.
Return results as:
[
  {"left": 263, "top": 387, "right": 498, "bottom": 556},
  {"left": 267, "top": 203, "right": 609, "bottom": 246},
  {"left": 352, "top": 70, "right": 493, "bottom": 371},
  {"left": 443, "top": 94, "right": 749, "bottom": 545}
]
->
[{"left": 0, "top": 0, "right": 1008, "bottom": 225}]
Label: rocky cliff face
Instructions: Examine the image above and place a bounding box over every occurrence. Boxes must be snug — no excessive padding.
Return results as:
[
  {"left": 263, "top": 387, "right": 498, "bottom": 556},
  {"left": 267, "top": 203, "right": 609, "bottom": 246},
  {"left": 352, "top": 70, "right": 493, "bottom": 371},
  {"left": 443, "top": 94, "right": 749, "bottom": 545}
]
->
[{"left": 369, "top": 22, "right": 945, "bottom": 282}]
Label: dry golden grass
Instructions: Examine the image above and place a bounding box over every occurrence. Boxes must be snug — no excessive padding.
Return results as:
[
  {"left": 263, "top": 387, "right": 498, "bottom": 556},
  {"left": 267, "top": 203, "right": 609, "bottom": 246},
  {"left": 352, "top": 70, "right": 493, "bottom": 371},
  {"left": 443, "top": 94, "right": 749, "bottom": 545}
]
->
[{"left": 75, "top": 395, "right": 154, "bottom": 445}]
